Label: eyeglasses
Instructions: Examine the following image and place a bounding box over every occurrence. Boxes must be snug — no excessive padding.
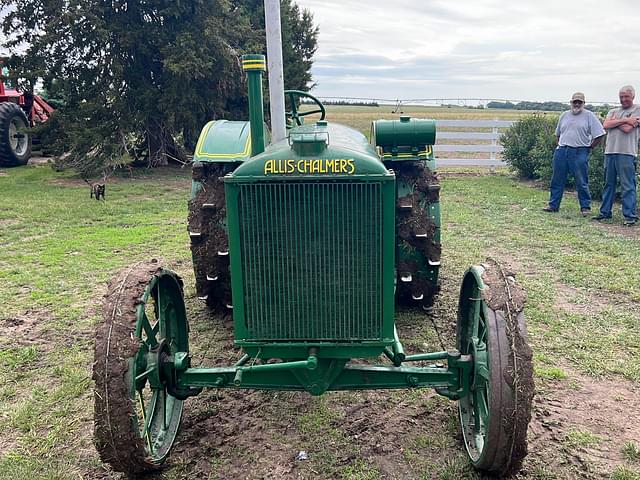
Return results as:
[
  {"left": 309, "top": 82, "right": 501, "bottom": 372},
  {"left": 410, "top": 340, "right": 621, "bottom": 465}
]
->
[{"left": 571, "top": 100, "right": 584, "bottom": 105}]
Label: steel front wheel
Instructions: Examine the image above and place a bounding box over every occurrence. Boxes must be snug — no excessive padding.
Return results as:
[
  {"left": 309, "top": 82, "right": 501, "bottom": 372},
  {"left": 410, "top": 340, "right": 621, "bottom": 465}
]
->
[
  {"left": 93, "top": 261, "right": 189, "bottom": 474},
  {"left": 456, "top": 260, "right": 534, "bottom": 477}
]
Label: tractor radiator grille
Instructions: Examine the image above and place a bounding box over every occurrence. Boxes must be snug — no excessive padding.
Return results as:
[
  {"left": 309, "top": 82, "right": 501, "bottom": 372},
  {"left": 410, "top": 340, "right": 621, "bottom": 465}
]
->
[{"left": 237, "top": 181, "right": 383, "bottom": 341}]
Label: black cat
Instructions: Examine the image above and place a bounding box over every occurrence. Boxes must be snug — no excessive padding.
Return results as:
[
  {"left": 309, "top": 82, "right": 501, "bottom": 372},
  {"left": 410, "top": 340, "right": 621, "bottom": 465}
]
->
[{"left": 84, "top": 179, "right": 106, "bottom": 200}]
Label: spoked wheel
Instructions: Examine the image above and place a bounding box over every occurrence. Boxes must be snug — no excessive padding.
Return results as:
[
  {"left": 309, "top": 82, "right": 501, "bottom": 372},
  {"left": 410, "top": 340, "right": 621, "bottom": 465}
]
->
[
  {"left": 93, "top": 260, "right": 189, "bottom": 474},
  {"left": 456, "top": 259, "right": 534, "bottom": 477}
]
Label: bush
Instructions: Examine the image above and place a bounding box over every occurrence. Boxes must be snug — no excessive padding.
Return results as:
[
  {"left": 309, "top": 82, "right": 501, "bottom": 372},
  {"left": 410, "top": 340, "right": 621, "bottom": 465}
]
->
[
  {"left": 500, "top": 114, "right": 557, "bottom": 179},
  {"left": 500, "top": 114, "right": 608, "bottom": 199}
]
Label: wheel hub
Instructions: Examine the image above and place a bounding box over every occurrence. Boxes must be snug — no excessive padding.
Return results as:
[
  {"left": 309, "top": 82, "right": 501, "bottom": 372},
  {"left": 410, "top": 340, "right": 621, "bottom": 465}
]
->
[
  {"left": 9, "top": 118, "right": 28, "bottom": 156},
  {"left": 468, "top": 337, "right": 489, "bottom": 390}
]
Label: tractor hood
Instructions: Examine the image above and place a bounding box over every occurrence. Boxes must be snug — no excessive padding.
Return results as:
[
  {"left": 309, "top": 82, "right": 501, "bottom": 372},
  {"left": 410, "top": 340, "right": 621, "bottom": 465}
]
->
[{"left": 225, "top": 121, "right": 389, "bottom": 180}]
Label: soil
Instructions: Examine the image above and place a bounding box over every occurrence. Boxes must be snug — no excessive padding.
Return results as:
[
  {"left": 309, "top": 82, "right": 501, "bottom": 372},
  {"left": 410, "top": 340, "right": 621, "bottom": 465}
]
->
[
  {"left": 479, "top": 259, "right": 535, "bottom": 477},
  {"left": 153, "top": 354, "right": 639, "bottom": 480},
  {"left": 479, "top": 258, "right": 527, "bottom": 314},
  {"left": 0, "top": 313, "right": 43, "bottom": 341},
  {"left": 93, "top": 260, "right": 167, "bottom": 475},
  {"left": 530, "top": 366, "right": 640, "bottom": 476},
  {"left": 188, "top": 163, "right": 232, "bottom": 312},
  {"left": 393, "top": 161, "right": 442, "bottom": 308},
  {"left": 84, "top": 265, "right": 640, "bottom": 480}
]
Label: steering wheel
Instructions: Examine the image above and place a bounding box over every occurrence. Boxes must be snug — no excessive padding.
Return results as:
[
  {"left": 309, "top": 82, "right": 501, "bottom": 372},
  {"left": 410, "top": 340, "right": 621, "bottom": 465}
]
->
[{"left": 284, "top": 90, "right": 326, "bottom": 127}]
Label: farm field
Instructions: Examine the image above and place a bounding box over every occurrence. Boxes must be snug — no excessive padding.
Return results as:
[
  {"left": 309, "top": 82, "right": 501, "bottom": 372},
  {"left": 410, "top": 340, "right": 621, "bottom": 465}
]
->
[
  {"left": 321, "top": 104, "right": 539, "bottom": 135},
  {"left": 312, "top": 104, "right": 560, "bottom": 160},
  {"left": 1, "top": 156, "right": 639, "bottom": 479}
]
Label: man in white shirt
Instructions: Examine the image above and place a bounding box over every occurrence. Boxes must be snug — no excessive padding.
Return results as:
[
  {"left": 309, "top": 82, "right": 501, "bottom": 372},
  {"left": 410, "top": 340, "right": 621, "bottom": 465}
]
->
[
  {"left": 592, "top": 85, "right": 640, "bottom": 226},
  {"left": 543, "top": 92, "right": 605, "bottom": 215}
]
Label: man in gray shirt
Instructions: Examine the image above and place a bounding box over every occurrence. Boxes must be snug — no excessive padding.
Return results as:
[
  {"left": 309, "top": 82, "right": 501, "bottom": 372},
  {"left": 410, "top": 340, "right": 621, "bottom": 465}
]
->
[
  {"left": 592, "top": 85, "right": 640, "bottom": 226},
  {"left": 543, "top": 92, "right": 605, "bottom": 215}
]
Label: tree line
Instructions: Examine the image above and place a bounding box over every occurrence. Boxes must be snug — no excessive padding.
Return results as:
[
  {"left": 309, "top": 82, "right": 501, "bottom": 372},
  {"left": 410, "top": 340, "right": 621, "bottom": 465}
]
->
[{"left": 486, "top": 100, "right": 612, "bottom": 114}]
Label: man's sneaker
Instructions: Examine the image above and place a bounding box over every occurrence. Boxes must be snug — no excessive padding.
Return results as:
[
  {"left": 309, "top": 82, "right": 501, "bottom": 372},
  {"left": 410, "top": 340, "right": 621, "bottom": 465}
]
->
[
  {"left": 592, "top": 214, "right": 612, "bottom": 221},
  {"left": 623, "top": 217, "right": 638, "bottom": 226},
  {"left": 580, "top": 208, "right": 591, "bottom": 217},
  {"left": 542, "top": 206, "right": 558, "bottom": 212}
]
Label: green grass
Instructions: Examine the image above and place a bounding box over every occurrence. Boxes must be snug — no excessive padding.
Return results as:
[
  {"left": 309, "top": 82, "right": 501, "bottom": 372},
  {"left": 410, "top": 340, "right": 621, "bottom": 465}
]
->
[
  {"left": 0, "top": 165, "right": 192, "bottom": 479},
  {"left": 1, "top": 159, "right": 639, "bottom": 478},
  {"left": 535, "top": 365, "right": 569, "bottom": 380},
  {"left": 623, "top": 442, "right": 640, "bottom": 463},
  {"left": 611, "top": 466, "right": 640, "bottom": 480},
  {"left": 563, "top": 429, "right": 602, "bottom": 449}
]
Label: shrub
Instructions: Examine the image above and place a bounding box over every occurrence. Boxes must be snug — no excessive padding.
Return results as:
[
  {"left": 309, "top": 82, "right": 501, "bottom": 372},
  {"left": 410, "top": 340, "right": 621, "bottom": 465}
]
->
[
  {"left": 500, "top": 114, "right": 608, "bottom": 199},
  {"left": 500, "top": 114, "right": 558, "bottom": 179}
]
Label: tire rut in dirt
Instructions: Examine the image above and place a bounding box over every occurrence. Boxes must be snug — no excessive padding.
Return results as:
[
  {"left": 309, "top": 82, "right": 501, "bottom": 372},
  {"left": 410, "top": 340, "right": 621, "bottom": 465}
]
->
[
  {"left": 0, "top": 102, "right": 31, "bottom": 167},
  {"left": 393, "top": 161, "right": 441, "bottom": 308},
  {"left": 93, "top": 260, "right": 165, "bottom": 475},
  {"left": 480, "top": 258, "right": 535, "bottom": 477},
  {"left": 189, "top": 163, "right": 232, "bottom": 313}
]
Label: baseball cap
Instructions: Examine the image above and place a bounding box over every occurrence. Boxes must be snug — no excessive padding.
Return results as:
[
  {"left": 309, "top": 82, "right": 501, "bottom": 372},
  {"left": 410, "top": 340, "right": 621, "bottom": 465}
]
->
[{"left": 571, "top": 92, "right": 585, "bottom": 103}]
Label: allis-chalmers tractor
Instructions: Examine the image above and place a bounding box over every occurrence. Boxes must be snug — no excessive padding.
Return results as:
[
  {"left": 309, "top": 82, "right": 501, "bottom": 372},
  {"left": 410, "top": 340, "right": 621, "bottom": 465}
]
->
[
  {"left": 93, "top": 55, "right": 534, "bottom": 477},
  {"left": 0, "top": 68, "right": 53, "bottom": 167}
]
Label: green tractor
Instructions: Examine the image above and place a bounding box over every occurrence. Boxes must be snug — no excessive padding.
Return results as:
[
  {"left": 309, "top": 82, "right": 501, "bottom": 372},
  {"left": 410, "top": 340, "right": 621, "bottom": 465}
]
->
[{"left": 93, "top": 55, "right": 534, "bottom": 477}]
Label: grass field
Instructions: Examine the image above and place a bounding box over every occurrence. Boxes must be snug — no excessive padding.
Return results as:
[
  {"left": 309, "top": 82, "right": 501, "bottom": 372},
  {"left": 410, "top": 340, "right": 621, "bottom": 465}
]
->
[
  {"left": 321, "top": 104, "right": 538, "bottom": 135},
  {"left": 0, "top": 106, "right": 639, "bottom": 479},
  {"left": 309, "top": 104, "right": 560, "bottom": 159}
]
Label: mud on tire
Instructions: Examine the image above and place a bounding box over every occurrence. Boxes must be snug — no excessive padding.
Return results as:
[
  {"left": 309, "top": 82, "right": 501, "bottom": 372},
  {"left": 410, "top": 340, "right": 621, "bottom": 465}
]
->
[
  {"left": 93, "top": 260, "right": 187, "bottom": 475},
  {"left": 457, "top": 259, "right": 534, "bottom": 477},
  {"left": 393, "top": 160, "right": 441, "bottom": 308},
  {"left": 188, "top": 163, "right": 233, "bottom": 313}
]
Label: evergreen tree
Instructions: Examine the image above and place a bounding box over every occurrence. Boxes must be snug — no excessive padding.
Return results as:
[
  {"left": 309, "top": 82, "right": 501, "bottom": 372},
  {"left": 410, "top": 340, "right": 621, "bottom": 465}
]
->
[{"left": 0, "top": 0, "right": 318, "bottom": 176}]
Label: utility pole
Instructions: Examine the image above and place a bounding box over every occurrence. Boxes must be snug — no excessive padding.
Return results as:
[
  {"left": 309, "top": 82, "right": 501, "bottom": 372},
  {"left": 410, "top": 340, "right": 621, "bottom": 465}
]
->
[{"left": 264, "top": 0, "right": 286, "bottom": 142}]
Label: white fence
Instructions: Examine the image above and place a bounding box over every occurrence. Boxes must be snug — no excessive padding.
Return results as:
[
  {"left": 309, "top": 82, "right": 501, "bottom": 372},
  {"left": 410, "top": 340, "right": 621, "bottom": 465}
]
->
[{"left": 434, "top": 119, "right": 514, "bottom": 166}]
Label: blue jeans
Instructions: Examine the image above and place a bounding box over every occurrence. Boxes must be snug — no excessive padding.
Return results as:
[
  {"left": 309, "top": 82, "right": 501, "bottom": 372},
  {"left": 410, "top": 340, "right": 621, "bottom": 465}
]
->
[
  {"left": 549, "top": 146, "right": 591, "bottom": 210},
  {"left": 599, "top": 153, "right": 638, "bottom": 219}
]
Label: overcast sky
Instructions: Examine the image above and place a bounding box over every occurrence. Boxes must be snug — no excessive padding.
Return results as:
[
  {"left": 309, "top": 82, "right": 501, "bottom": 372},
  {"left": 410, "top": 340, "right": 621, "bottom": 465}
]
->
[{"left": 294, "top": 0, "right": 639, "bottom": 104}]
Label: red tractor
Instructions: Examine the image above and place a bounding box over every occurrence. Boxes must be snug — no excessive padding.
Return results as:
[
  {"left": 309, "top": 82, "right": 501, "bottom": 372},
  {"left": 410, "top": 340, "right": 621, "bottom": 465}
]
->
[{"left": 0, "top": 70, "right": 54, "bottom": 167}]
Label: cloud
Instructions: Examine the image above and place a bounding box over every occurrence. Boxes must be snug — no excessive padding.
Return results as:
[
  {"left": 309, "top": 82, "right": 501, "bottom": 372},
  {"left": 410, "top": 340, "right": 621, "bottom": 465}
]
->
[{"left": 294, "top": 0, "right": 640, "bottom": 102}]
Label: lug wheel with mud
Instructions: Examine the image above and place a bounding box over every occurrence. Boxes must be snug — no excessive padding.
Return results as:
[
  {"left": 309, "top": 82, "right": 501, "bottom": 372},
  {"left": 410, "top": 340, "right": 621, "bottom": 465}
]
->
[
  {"left": 0, "top": 102, "right": 31, "bottom": 167},
  {"left": 393, "top": 160, "right": 441, "bottom": 308},
  {"left": 456, "top": 259, "right": 534, "bottom": 477},
  {"left": 188, "top": 163, "right": 233, "bottom": 313},
  {"left": 93, "top": 261, "right": 189, "bottom": 474}
]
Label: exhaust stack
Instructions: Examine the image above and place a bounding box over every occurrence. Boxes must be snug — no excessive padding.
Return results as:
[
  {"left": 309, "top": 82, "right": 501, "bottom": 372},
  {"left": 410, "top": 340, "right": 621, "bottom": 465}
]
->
[{"left": 241, "top": 54, "right": 267, "bottom": 156}]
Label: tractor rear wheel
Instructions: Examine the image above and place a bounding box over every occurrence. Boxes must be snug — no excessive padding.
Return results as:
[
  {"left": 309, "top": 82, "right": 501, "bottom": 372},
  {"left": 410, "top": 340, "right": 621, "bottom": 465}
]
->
[
  {"left": 188, "top": 163, "right": 233, "bottom": 314},
  {"left": 93, "top": 260, "right": 189, "bottom": 475},
  {"left": 456, "top": 259, "right": 534, "bottom": 477},
  {"left": 393, "top": 160, "right": 441, "bottom": 309},
  {"left": 0, "top": 102, "right": 31, "bottom": 167}
]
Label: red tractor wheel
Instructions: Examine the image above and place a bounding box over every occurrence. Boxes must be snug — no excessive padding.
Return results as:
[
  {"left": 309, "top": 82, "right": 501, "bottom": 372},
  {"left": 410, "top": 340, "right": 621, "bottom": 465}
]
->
[{"left": 0, "top": 102, "right": 31, "bottom": 167}]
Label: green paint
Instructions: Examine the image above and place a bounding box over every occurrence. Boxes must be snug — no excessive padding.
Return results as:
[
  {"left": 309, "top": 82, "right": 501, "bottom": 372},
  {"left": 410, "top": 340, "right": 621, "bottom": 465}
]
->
[
  {"left": 192, "top": 120, "right": 253, "bottom": 164},
  {"left": 130, "top": 269, "right": 189, "bottom": 465},
  {"left": 242, "top": 54, "right": 266, "bottom": 156},
  {"left": 176, "top": 353, "right": 471, "bottom": 397},
  {"left": 372, "top": 116, "right": 436, "bottom": 160}
]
